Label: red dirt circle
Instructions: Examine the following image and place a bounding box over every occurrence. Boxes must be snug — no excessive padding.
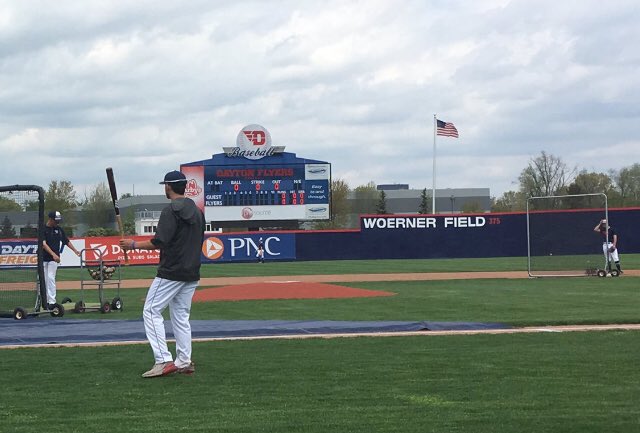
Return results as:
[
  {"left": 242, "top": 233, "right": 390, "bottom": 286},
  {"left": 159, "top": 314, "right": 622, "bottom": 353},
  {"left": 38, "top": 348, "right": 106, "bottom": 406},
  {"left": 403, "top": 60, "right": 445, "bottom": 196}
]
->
[{"left": 193, "top": 281, "right": 395, "bottom": 302}]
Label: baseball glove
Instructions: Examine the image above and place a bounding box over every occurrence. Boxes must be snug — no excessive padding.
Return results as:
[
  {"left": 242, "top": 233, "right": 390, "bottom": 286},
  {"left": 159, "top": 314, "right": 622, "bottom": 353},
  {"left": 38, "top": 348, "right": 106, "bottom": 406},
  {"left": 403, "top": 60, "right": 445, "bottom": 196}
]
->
[{"left": 608, "top": 246, "right": 616, "bottom": 253}]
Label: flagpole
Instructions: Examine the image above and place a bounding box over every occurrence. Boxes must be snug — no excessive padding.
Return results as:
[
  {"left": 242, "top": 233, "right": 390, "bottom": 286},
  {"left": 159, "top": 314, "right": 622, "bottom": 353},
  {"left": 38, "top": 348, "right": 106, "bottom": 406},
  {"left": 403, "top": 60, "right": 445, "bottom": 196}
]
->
[{"left": 432, "top": 114, "right": 437, "bottom": 214}]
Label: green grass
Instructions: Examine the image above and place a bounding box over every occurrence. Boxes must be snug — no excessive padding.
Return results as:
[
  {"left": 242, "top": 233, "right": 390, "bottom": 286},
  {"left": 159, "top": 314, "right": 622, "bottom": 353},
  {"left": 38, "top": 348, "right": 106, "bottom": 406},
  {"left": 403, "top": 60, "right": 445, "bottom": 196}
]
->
[
  {"left": 1, "top": 332, "right": 639, "bottom": 433},
  {"left": 4, "top": 256, "right": 640, "bottom": 432},
  {"left": 54, "top": 274, "right": 640, "bottom": 326},
  {"left": 54, "top": 254, "right": 640, "bottom": 281},
  {"left": 54, "top": 257, "right": 530, "bottom": 280}
]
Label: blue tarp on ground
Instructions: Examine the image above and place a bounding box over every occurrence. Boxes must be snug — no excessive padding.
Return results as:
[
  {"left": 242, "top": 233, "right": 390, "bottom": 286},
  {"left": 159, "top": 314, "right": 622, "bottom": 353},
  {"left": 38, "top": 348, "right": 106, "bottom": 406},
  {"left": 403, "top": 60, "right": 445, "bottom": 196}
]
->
[{"left": 0, "top": 319, "right": 511, "bottom": 346}]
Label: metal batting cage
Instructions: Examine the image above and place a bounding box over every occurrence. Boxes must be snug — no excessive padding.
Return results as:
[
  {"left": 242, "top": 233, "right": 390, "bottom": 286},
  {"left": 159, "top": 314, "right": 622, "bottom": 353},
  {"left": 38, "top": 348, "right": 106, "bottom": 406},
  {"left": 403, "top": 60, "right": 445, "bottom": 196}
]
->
[{"left": 0, "top": 185, "right": 47, "bottom": 319}]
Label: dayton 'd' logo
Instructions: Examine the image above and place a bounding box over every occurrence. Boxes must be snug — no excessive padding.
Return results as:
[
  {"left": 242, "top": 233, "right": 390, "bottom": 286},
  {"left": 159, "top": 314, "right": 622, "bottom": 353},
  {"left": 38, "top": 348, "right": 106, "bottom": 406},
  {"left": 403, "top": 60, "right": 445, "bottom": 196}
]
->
[
  {"left": 242, "top": 130, "right": 267, "bottom": 146},
  {"left": 223, "top": 124, "right": 285, "bottom": 160},
  {"left": 235, "top": 124, "right": 272, "bottom": 160}
]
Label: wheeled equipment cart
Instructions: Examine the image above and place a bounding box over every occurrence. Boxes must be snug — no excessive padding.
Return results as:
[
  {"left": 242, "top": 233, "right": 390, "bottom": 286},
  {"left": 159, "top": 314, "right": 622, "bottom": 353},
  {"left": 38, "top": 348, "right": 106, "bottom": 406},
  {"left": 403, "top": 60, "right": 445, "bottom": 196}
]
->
[{"left": 63, "top": 248, "right": 123, "bottom": 314}]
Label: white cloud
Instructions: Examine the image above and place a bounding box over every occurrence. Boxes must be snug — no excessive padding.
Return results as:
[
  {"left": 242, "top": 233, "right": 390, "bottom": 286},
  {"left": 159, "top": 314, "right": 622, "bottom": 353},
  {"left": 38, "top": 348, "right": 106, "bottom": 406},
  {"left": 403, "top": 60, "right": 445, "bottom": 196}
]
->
[{"left": 1, "top": 0, "right": 639, "bottom": 199}]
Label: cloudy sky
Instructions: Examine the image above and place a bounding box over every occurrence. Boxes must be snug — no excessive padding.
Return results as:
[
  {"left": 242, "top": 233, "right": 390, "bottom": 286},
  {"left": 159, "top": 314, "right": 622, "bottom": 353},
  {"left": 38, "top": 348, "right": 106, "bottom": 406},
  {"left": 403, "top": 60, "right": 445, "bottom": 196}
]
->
[{"left": 2, "top": 0, "right": 639, "bottom": 200}]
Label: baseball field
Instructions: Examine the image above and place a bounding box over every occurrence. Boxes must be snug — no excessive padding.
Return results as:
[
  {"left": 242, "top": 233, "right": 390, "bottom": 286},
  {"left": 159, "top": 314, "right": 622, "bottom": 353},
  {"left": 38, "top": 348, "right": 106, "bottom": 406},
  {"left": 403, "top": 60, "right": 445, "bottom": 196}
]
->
[{"left": 1, "top": 256, "right": 639, "bottom": 433}]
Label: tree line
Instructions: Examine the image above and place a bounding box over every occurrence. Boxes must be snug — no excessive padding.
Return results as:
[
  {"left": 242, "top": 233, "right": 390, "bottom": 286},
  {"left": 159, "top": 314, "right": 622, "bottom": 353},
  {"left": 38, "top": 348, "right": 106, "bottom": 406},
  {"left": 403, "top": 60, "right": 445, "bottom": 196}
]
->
[
  {"left": 492, "top": 152, "right": 640, "bottom": 211},
  {"left": 318, "top": 151, "right": 639, "bottom": 228},
  {"left": 2, "top": 152, "right": 638, "bottom": 236},
  {"left": 0, "top": 180, "right": 135, "bottom": 237}
]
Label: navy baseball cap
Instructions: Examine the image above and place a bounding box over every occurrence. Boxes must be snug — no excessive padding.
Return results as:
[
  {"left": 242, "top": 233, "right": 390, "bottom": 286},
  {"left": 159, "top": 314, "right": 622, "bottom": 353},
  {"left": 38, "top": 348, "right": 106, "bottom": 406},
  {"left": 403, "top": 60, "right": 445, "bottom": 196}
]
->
[
  {"left": 48, "top": 211, "right": 62, "bottom": 221},
  {"left": 159, "top": 170, "right": 187, "bottom": 184}
]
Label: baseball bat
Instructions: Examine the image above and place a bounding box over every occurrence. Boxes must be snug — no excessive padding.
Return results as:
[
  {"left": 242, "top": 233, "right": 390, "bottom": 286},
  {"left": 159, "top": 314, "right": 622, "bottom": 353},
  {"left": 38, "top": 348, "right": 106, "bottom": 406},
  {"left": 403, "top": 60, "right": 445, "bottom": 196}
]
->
[{"left": 106, "top": 167, "right": 129, "bottom": 264}]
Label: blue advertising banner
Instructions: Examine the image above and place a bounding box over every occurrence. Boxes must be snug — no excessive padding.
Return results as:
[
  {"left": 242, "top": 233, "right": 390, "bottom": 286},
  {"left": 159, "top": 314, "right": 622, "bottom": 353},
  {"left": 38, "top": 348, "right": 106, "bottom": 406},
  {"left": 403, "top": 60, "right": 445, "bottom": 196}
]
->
[
  {"left": 201, "top": 233, "right": 296, "bottom": 263},
  {"left": 35, "top": 207, "right": 640, "bottom": 266},
  {"left": 294, "top": 208, "right": 640, "bottom": 261}
]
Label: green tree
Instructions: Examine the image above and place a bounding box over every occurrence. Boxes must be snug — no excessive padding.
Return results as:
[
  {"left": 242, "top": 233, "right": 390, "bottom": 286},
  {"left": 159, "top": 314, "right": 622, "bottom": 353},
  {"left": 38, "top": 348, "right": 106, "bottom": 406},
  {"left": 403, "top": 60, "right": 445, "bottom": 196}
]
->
[
  {"left": 24, "top": 200, "right": 40, "bottom": 211},
  {"left": 313, "top": 178, "right": 351, "bottom": 229},
  {"left": 84, "top": 182, "right": 114, "bottom": 230},
  {"left": 21, "top": 221, "right": 37, "bottom": 238},
  {"left": 418, "top": 188, "right": 431, "bottom": 214},
  {"left": 567, "top": 171, "right": 613, "bottom": 195},
  {"left": 519, "top": 151, "right": 573, "bottom": 196},
  {"left": 352, "top": 181, "right": 377, "bottom": 215},
  {"left": 0, "top": 216, "right": 16, "bottom": 238},
  {"left": 614, "top": 163, "right": 640, "bottom": 206},
  {"left": 519, "top": 151, "right": 574, "bottom": 208},
  {"left": 122, "top": 208, "right": 137, "bottom": 235},
  {"left": 491, "top": 191, "right": 526, "bottom": 212},
  {"left": 605, "top": 189, "right": 624, "bottom": 208},
  {"left": 0, "top": 196, "right": 22, "bottom": 211},
  {"left": 85, "top": 227, "right": 119, "bottom": 237},
  {"left": 566, "top": 171, "right": 615, "bottom": 208},
  {"left": 45, "top": 180, "right": 78, "bottom": 213},
  {"left": 376, "top": 190, "right": 388, "bottom": 214},
  {"left": 461, "top": 201, "right": 482, "bottom": 213}
]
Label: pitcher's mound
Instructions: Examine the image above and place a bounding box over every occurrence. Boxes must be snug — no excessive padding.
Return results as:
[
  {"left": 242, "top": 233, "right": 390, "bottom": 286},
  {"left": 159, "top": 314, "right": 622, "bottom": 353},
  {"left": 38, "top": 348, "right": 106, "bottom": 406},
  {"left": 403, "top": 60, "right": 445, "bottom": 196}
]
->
[{"left": 193, "top": 281, "right": 395, "bottom": 302}]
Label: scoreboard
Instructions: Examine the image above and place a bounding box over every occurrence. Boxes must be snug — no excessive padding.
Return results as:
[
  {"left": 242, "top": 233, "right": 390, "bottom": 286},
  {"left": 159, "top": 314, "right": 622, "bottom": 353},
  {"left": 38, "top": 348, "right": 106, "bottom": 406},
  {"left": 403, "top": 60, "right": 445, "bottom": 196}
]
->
[{"left": 201, "top": 163, "right": 330, "bottom": 222}]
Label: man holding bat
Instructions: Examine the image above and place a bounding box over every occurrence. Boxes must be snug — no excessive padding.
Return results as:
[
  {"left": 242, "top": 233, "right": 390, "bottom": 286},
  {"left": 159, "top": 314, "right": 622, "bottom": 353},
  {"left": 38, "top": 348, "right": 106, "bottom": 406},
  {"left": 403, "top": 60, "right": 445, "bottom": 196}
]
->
[{"left": 119, "top": 170, "right": 205, "bottom": 378}]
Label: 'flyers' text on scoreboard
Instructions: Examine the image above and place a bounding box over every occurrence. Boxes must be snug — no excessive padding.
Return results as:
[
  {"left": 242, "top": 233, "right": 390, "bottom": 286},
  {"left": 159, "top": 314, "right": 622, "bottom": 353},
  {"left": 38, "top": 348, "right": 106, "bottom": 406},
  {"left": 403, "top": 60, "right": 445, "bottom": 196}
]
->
[{"left": 202, "top": 163, "right": 330, "bottom": 221}]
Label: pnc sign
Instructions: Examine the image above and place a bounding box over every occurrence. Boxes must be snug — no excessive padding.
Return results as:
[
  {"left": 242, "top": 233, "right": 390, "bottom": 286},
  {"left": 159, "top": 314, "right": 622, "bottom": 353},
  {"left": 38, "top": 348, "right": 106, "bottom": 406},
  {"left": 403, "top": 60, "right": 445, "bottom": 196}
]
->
[{"left": 223, "top": 124, "right": 285, "bottom": 160}]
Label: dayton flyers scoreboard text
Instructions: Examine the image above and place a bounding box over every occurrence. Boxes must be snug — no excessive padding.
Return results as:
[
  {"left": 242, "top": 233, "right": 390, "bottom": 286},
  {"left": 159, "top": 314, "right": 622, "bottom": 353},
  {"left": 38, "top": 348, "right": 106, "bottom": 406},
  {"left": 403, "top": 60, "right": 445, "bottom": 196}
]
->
[{"left": 183, "top": 163, "right": 330, "bottom": 222}]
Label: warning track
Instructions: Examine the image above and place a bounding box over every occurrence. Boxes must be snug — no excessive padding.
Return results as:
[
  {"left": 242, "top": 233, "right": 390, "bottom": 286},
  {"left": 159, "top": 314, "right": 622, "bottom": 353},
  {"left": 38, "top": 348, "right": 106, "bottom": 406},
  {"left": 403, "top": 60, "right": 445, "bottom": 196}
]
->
[{"left": 56, "top": 269, "right": 639, "bottom": 290}]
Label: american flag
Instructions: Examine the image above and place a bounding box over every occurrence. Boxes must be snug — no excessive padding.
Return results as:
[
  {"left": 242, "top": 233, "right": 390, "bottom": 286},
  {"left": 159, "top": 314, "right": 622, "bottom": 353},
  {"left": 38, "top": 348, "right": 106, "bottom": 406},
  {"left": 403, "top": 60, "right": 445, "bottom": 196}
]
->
[{"left": 436, "top": 119, "right": 459, "bottom": 138}]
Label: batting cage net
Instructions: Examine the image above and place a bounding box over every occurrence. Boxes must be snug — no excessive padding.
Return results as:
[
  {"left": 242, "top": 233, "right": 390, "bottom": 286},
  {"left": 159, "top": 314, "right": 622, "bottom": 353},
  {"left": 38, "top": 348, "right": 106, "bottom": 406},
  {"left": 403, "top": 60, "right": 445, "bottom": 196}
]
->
[
  {"left": 527, "top": 193, "right": 607, "bottom": 277},
  {"left": 0, "top": 185, "right": 46, "bottom": 318}
]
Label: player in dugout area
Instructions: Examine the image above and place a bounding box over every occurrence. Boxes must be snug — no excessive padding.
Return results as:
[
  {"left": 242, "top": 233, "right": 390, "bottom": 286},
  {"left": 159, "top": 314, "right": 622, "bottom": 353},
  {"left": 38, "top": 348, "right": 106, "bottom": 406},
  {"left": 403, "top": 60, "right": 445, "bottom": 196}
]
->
[
  {"left": 594, "top": 218, "right": 623, "bottom": 274},
  {"left": 42, "top": 211, "right": 81, "bottom": 308}
]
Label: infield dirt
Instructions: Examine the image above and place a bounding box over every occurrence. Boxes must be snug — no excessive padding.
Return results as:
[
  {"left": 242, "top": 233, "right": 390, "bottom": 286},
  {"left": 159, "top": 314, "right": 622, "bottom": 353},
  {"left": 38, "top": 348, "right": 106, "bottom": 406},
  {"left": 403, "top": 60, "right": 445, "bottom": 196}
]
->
[{"left": 57, "top": 269, "right": 638, "bottom": 291}]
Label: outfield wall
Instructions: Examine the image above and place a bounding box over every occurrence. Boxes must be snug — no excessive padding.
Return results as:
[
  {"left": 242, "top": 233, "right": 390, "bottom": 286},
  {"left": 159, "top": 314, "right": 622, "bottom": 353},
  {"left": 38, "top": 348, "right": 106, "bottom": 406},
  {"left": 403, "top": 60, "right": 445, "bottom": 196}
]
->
[
  {"left": 2, "top": 208, "right": 638, "bottom": 266},
  {"left": 297, "top": 208, "right": 640, "bottom": 261}
]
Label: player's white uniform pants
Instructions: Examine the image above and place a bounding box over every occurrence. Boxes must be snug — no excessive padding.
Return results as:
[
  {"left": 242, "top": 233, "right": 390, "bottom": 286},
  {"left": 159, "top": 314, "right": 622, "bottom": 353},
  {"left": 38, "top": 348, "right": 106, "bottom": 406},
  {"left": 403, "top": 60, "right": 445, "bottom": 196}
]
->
[
  {"left": 602, "top": 242, "right": 619, "bottom": 263},
  {"left": 43, "top": 261, "right": 58, "bottom": 305},
  {"left": 143, "top": 277, "right": 198, "bottom": 368}
]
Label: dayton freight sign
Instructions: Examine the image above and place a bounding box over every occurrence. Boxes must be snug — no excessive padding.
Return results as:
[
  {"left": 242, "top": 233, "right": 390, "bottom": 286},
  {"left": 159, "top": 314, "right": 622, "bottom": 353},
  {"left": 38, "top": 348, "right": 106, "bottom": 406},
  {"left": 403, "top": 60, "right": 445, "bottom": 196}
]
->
[{"left": 0, "top": 241, "right": 38, "bottom": 265}]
